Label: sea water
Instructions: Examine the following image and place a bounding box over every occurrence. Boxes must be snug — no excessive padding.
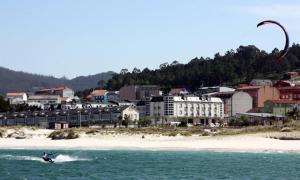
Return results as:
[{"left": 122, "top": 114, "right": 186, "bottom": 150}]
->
[{"left": 0, "top": 149, "right": 299, "bottom": 180}]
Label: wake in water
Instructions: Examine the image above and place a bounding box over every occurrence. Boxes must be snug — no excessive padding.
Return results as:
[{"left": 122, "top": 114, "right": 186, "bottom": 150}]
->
[{"left": 0, "top": 154, "right": 91, "bottom": 163}]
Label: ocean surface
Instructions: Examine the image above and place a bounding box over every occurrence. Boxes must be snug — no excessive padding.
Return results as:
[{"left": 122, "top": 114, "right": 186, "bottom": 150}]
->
[{"left": 0, "top": 149, "right": 299, "bottom": 180}]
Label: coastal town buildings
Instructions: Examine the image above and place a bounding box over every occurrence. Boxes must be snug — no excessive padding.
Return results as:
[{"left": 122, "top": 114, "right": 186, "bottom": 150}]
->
[
  {"left": 264, "top": 99, "right": 299, "bottom": 116},
  {"left": 148, "top": 95, "right": 224, "bottom": 125},
  {"left": 35, "top": 87, "right": 75, "bottom": 99},
  {"left": 211, "top": 91, "right": 253, "bottom": 117},
  {"left": 86, "top": 90, "right": 108, "bottom": 103},
  {"left": 6, "top": 92, "right": 27, "bottom": 104},
  {"left": 119, "top": 85, "right": 160, "bottom": 101},
  {"left": 238, "top": 85, "right": 279, "bottom": 108},
  {"left": 27, "top": 95, "right": 61, "bottom": 109}
]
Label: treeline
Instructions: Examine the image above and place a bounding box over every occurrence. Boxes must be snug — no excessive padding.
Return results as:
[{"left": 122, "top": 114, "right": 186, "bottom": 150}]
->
[
  {"left": 106, "top": 44, "right": 300, "bottom": 90},
  {"left": 0, "top": 96, "right": 41, "bottom": 112}
]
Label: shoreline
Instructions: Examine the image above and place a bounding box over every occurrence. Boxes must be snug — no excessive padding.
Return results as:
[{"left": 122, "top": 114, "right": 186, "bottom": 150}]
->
[{"left": 1, "top": 127, "right": 300, "bottom": 153}]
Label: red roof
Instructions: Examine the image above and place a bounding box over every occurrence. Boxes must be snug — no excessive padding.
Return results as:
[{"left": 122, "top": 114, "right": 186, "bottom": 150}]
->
[
  {"left": 6, "top": 92, "right": 26, "bottom": 97},
  {"left": 37, "top": 87, "right": 66, "bottom": 93},
  {"left": 91, "top": 90, "right": 107, "bottom": 96},
  {"left": 268, "top": 99, "right": 300, "bottom": 104}
]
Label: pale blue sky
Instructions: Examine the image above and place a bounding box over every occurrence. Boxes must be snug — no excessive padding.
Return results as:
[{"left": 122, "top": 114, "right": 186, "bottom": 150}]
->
[{"left": 0, "top": 0, "right": 299, "bottom": 78}]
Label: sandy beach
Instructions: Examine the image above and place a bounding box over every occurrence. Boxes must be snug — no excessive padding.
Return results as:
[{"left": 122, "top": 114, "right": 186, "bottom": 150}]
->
[{"left": 0, "top": 127, "right": 300, "bottom": 152}]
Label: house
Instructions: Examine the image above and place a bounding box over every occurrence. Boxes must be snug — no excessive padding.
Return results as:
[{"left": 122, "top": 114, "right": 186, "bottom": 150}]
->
[
  {"left": 107, "top": 91, "right": 120, "bottom": 102},
  {"left": 238, "top": 85, "right": 279, "bottom": 108},
  {"left": 264, "top": 99, "right": 299, "bottom": 116},
  {"left": 6, "top": 92, "right": 27, "bottom": 104},
  {"left": 86, "top": 90, "right": 108, "bottom": 103},
  {"left": 35, "top": 87, "right": 74, "bottom": 99},
  {"left": 120, "top": 106, "right": 139, "bottom": 121}
]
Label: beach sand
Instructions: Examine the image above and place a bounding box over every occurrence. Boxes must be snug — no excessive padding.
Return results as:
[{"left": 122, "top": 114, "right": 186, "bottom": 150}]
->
[{"left": 1, "top": 127, "right": 300, "bottom": 152}]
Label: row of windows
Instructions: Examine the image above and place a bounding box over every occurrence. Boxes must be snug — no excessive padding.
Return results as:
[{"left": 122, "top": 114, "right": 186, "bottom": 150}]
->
[{"left": 281, "top": 94, "right": 300, "bottom": 99}]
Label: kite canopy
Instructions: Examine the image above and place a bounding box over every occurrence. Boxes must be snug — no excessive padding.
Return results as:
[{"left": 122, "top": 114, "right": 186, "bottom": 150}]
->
[{"left": 257, "top": 20, "right": 289, "bottom": 62}]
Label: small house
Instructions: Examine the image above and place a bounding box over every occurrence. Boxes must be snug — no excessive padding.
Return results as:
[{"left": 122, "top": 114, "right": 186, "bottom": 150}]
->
[{"left": 49, "top": 121, "right": 69, "bottom": 129}]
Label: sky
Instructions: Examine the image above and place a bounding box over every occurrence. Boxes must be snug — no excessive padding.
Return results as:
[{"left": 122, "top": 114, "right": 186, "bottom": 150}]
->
[{"left": 0, "top": 0, "right": 300, "bottom": 79}]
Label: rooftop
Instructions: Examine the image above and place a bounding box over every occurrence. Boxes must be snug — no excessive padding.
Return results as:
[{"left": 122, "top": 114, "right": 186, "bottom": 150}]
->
[
  {"left": 6, "top": 92, "right": 26, "bottom": 97},
  {"left": 91, "top": 90, "right": 107, "bottom": 96}
]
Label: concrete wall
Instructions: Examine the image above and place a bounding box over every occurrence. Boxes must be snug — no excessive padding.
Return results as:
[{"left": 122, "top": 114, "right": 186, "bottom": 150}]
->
[{"left": 231, "top": 91, "right": 253, "bottom": 116}]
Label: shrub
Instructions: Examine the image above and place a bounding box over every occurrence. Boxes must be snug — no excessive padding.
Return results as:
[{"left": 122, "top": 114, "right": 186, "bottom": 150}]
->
[
  {"left": 202, "top": 132, "right": 210, "bottom": 136},
  {"left": 48, "top": 129, "right": 79, "bottom": 140},
  {"left": 86, "top": 129, "right": 99, "bottom": 135},
  {"left": 168, "top": 131, "right": 178, "bottom": 136},
  {"left": 281, "top": 127, "right": 292, "bottom": 132}
]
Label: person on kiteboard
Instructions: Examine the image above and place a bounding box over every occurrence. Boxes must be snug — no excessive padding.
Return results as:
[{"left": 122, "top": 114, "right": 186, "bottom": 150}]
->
[{"left": 42, "top": 152, "right": 54, "bottom": 163}]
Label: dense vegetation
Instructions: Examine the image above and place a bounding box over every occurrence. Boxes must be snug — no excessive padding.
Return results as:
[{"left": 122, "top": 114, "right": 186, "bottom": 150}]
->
[
  {"left": 0, "top": 67, "right": 114, "bottom": 94},
  {"left": 106, "top": 44, "right": 300, "bottom": 90}
]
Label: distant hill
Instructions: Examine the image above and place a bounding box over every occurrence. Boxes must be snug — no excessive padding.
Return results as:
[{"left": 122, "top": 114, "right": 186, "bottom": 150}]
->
[{"left": 0, "top": 67, "right": 114, "bottom": 95}]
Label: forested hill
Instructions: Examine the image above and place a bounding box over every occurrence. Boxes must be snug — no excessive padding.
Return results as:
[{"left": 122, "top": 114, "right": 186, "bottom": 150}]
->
[
  {"left": 0, "top": 67, "right": 114, "bottom": 94},
  {"left": 106, "top": 44, "right": 300, "bottom": 91}
]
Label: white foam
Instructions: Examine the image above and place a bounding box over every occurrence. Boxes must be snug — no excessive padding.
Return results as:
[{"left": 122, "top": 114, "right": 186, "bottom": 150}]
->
[
  {"left": 0, "top": 154, "right": 91, "bottom": 163},
  {"left": 52, "top": 154, "right": 91, "bottom": 163},
  {"left": 0, "top": 155, "right": 45, "bottom": 162}
]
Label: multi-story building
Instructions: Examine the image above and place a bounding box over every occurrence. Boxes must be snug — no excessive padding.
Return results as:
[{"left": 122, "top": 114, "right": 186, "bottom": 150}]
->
[
  {"left": 209, "top": 91, "right": 253, "bottom": 117},
  {"left": 238, "top": 85, "right": 279, "bottom": 108},
  {"left": 149, "top": 95, "right": 224, "bottom": 125},
  {"left": 28, "top": 95, "right": 61, "bottom": 109},
  {"left": 35, "top": 87, "right": 74, "bottom": 99}
]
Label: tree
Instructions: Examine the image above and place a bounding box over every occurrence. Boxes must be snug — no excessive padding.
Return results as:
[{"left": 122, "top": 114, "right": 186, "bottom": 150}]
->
[
  {"left": 138, "top": 117, "right": 152, "bottom": 127},
  {"left": 159, "top": 62, "right": 169, "bottom": 69},
  {"left": 170, "top": 60, "right": 179, "bottom": 66},
  {"left": 122, "top": 114, "right": 130, "bottom": 128},
  {"left": 132, "top": 67, "right": 141, "bottom": 74},
  {"left": 97, "top": 79, "right": 106, "bottom": 89},
  {"left": 120, "top": 69, "right": 129, "bottom": 75},
  {"left": 0, "top": 96, "right": 10, "bottom": 112},
  {"left": 105, "top": 44, "right": 300, "bottom": 91}
]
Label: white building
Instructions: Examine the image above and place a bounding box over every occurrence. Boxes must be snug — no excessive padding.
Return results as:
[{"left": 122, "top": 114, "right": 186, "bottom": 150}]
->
[
  {"left": 28, "top": 95, "right": 61, "bottom": 105},
  {"left": 149, "top": 95, "right": 224, "bottom": 119},
  {"left": 208, "top": 91, "right": 253, "bottom": 117},
  {"left": 6, "top": 92, "right": 27, "bottom": 104},
  {"left": 120, "top": 106, "right": 139, "bottom": 121}
]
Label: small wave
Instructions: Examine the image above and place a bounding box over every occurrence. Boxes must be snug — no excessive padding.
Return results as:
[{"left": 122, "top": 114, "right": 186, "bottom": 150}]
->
[
  {"left": 0, "top": 154, "right": 91, "bottom": 163},
  {"left": 52, "top": 155, "right": 91, "bottom": 163},
  {"left": 0, "top": 155, "right": 44, "bottom": 162}
]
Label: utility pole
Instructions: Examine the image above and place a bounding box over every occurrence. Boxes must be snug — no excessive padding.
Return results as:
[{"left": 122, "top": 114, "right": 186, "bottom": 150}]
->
[{"left": 79, "top": 110, "right": 82, "bottom": 128}]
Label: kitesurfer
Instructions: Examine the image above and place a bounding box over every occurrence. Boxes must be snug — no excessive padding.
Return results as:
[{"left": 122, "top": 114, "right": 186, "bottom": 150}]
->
[{"left": 42, "top": 152, "right": 54, "bottom": 163}]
